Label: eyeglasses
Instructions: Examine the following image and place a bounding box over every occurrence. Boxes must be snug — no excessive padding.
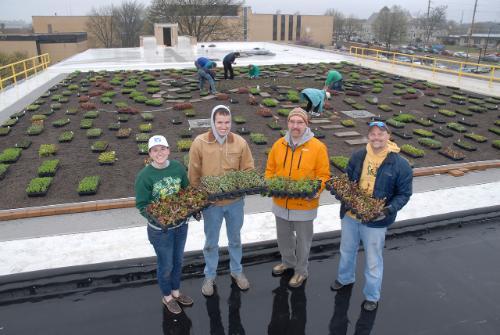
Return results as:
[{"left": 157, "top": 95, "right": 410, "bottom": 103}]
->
[
  {"left": 288, "top": 120, "right": 306, "bottom": 126},
  {"left": 369, "top": 121, "right": 387, "bottom": 128}
]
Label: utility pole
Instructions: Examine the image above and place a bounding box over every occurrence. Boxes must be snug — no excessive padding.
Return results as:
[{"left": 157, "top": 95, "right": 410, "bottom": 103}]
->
[
  {"left": 426, "top": 0, "right": 431, "bottom": 43},
  {"left": 465, "top": 0, "right": 478, "bottom": 62}
]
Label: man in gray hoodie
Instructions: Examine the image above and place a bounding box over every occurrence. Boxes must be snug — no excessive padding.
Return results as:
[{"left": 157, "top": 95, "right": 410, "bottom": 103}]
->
[{"left": 265, "top": 108, "right": 331, "bottom": 288}]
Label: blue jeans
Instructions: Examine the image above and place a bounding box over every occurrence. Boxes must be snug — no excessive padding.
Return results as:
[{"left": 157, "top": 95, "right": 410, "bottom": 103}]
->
[
  {"left": 198, "top": 69, "right": 216, "bottom": 94},
  {"left": 147, "top": 223, "right": 188, "bottom": 296},
  {"left": 336, "top": 215, "right": 387, "bottom": 302},
  {"left": 202, "top": 198, "right": 244, "bottom": 279},
  {"left": 329, "top": 79, "right": 343, "bottom": 91}
]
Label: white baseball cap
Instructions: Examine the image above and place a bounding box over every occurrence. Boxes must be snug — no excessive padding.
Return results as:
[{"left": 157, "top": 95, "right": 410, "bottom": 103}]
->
[
  {"left": 325, "top": 91, "right": 331, "bottom": 100},
  {"left": 148, "top": 135, "right": 169, "bottom": 150}
]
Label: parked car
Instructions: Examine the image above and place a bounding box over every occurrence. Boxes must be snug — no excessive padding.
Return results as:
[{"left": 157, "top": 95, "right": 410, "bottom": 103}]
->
[
  {"left": 453, "top": 51, "right": 468, "bottom": 58},
  {"left": 441, "top": 50, "right": 453, "bottom": 56},
  {"left": 481, "top": 54, "right": 500, "bottom": 62},
  {"left": 472, "top": 66, "right": 491, "bottom": 74},
  {"left": 395, "top": 56, "right": 412, "bottom": 63},
  {"left": 462, "top": 66, "right": 491, "bottom": 74}
]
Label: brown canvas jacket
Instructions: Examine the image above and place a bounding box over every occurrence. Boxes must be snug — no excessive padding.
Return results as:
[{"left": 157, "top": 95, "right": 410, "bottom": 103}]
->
[{"left": 188, "top": 131, "right": 255, "bottom": 206}]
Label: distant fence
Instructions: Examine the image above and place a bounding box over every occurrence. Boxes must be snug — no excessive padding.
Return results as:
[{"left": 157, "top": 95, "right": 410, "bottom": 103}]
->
[
  {"left": 349, "top": 46, "right": 499, "bottom": 86},
  {"left": 0, "top": 54, "right": 51, "bottom": 91}
]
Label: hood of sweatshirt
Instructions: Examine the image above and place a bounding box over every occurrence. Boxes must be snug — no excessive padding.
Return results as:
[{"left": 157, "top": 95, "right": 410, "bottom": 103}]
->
[
  {"left": 210, "top": 105, "right": 232, "bottom": 145},
  {"left": 366, "top": 140, "right": 400, "bottom": 157},
  {"left": 283, "top": 127, "right": 315, "bottom": 149}
]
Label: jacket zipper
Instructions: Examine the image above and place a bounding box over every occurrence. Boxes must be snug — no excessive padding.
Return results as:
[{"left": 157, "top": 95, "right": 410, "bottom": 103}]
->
[
  {"left": 282, "top": 143, "right": 289, "bottom": 168},
  {"left": 297, "top": 151, "right": 303, "bottom": 169},
  {"left": 285, "top": 146, "right": 295, "bottom": 210}
]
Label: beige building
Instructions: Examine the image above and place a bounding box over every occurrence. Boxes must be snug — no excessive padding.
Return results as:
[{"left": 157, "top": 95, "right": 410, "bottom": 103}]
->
[
  {"left": 244, "top": 7, "right": 333, "bottom": 46},
  {"left": 32, "top": 16, "right": 101, "bottom": 48},
  {"left": 32, "top": 7, "right": 333, "bottom": 47},
  {"left": 1, "top": 7, "right": 333, "bottom": 65},
  {"left": 0, "top": 33, "right": 88, "bottom": 63}
]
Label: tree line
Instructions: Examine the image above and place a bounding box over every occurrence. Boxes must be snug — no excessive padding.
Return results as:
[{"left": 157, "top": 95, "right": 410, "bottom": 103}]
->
[
  {"left": 326, "top": 5, "right": 449, "bottom": 50},
  {"left": 86, "top": 0, "right": 465, "bottom": 50},
  {"left": 86, "top": 0, "right": 242, "bottom": 48}
]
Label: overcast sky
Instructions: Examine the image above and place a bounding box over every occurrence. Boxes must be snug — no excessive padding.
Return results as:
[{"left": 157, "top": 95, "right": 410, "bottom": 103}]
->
[{"left": 1, "top": 0, "right": 499, "bottom": 23}]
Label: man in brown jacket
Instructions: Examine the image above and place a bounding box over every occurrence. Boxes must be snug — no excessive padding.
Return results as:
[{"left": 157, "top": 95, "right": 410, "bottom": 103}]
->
[{"left": 188, "top": 105, "right": 255, "bottom": 297}]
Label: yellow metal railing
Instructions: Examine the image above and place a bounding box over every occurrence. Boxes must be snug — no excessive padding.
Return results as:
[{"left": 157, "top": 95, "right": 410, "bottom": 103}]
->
[
  {"left": 0, "top": 53, "right": 51, "bottom": 90},
  {"left": 349, "top": 46, "right": 499, "bottom": 85}
]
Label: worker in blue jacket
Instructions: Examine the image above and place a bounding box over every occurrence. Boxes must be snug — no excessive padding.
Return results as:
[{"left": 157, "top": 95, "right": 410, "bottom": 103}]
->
[
  {"left": 300, "top": 88, "right": 330, "bottom": 117},
  {"left": 223, "top": 52, "right": 240, "bottom": 80},
  {"left": 195, "top": 57, "right": 217, "bottom": 94}
]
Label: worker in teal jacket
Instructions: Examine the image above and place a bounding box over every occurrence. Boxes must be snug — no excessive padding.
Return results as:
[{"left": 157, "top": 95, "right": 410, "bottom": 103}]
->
[
  {"left": 248, "top": 64, "right": 260, "bottom": 79},
  {"left": 324, "top": 70, "right": 343, "bottom": 91},
  {"left": 300, "top": 88, "right": 330, "bottom": 117}
]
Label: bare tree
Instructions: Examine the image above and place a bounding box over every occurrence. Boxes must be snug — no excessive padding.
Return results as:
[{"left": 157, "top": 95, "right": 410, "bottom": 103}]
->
[
  {"left": 325, "top": 9, "right": 345, "bottom": 45},
  {"left": 343, "top": 15, "right": 363, "bottom": 42},
  {"left": 372, "top": 6, "right": 409, "bottom": 50},
  {"left": 147, "top": 0, "right": 243, "bottom": 42},
  {"left": 418, "top": 5, "right": 447, "bottom": 44},
  {"left": 86, "top": 6, "right": 117, "bottom": 48},
  {"left": 114, "top": 1, "right": 145, "bottom": 47}
]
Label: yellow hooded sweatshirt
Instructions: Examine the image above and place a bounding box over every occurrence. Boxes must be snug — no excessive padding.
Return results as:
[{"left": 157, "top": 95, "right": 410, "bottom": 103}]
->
[
  {"left": 347, "top": 141, "right": 400, "bottom": 219},
  {"left": 360, "top": 140, "right": 400, "bottom": 196}
]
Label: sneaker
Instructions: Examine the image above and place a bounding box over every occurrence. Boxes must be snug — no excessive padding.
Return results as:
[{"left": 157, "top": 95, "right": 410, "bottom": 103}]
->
[
  {"left": 162, "top": 297, "right": 182, "bottom": 314},
  {"left": 288, "top": 273, "right": 307, "bottom": 288},
  {"left": 231, "top": 272, "right": 250, "bottom": 291},
  {"left": 363, "top": 300, "right": 378, "bottom": 312},
  {"left": 173, "top": 293, "right": 194, "bottom": 307},
  {"left": 201, "top": 278, "right": 216, "bottom": 297},
  {"left": 309, "top": 111, "right": 321, "bottom": 117},
  {"left": 272, "top": 263, "right": 289, "bottom": 276},
  {"left": 330, "top": 279, "right": 347, "bottom": 291}
]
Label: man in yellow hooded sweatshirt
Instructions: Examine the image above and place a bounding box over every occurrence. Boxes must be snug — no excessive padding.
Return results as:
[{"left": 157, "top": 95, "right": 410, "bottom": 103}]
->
[{"left": 331, "top": 121, "right": 413, "bottom": 312}]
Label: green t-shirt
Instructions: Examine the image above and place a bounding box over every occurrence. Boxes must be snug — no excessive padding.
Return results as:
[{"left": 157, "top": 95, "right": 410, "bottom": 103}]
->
[
  {"left": 325, "top": 70, "right": 342, "bottom": 86},
  {"left": 135, "top": 160, "right": 189, "bottom": 222}
]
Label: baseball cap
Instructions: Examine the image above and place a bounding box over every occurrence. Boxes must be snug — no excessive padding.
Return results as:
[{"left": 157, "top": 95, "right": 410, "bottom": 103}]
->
[
  {"left": 368, "top": 121, "right": 390, "bottom": 133},
  {"left": 325, "top": 91, "right": 331, "bottom": 100},
  {"left": 148, "top": 135, "right": 169, "bottom": 150}
]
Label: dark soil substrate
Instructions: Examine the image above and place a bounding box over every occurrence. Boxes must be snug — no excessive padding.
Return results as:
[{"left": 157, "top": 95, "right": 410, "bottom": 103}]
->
[{"left": 0, "top": 63, "right": 499, "bottom": 209}]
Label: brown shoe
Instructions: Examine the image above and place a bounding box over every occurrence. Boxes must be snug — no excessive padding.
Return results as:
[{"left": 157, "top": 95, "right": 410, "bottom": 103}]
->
[
  {"left": 231, "top": 272, "right": 250, "bottom": 291},
  {"left": 162, "top": 297, "right": 182, "bottom": 314},
  {"left": 288, "top": 273, "right": 307, "bottom": 288},
  {"left": 173, "top": 293, "right": 194, "bottom": 307},
  {"left": 272, "top": 263, "right": 289, "bottom": 276}
]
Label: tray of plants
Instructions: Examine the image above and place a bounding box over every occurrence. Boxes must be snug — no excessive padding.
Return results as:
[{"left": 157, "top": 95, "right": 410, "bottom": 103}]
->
[
  {"left": 325, "top": 174, "right": 386, "bottom": 223},
  {"left": 146, "top": 186, "right": 211, "bottom": 227},
  {"left": 201, "top": 170, "right": 267, "bottom": 201},
  {"left": 265, "top": 177, "right": 321, "bottom": 199}
]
